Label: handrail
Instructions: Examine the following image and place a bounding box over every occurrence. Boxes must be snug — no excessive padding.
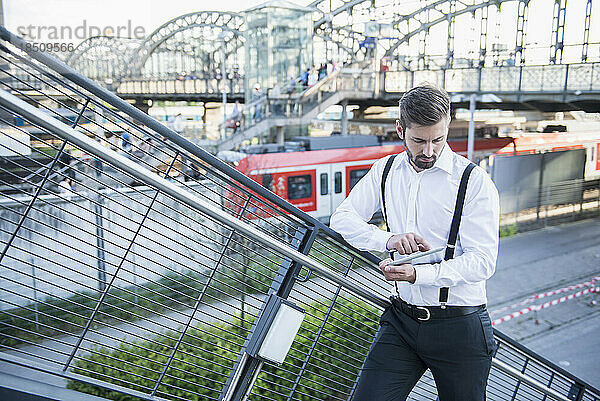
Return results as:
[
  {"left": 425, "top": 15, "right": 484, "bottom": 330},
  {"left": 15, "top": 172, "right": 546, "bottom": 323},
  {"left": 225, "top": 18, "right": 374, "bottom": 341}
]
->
[
  {"left": 300, "top": 61, "right": 373, "bottom": 100},
  {"left": 0, "top": 88, "right": 390, "bottom": 310},
  {"left": 299, "top": 66, "right": 345, "bottom": 99},
  {"left": 0, "top": 26, "right": 377, "bottom": 265},
  {"left": 0, "top": 90, "right": 583, "bottom": 401}
]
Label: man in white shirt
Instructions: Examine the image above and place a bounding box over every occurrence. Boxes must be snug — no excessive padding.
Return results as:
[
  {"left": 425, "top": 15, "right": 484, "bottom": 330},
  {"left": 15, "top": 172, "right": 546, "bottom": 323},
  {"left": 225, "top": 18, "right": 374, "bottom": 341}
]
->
[{"left": 330, "top": 85, "right": 499, "bottom": 401}]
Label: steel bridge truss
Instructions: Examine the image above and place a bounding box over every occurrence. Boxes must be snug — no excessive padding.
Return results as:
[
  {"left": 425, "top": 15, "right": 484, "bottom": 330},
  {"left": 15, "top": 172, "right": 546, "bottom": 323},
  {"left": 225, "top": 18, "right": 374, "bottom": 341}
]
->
[{"left": 65, "top": 1, "right": 597, "bottom": 83}]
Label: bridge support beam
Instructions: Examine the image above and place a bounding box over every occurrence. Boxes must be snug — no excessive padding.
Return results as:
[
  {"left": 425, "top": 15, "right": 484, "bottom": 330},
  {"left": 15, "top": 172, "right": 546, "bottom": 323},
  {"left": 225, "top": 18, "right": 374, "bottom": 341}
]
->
[
  {"left": 446, "top": 0, "right": 456, "bottom": 69},
  {"left": 341, "top": 99, "right": 348, "bottom": 136},
  {"left": 515, "top": 0, "right": 528, "bottom": 65},
  {"left": 550, "top": 0, "right": 567, "bottom": 64},
  {"left": 467, "top": 93, "right": 476, "bottom": 161},
  {"left": 582, "top": 0, "right": 592, "bottom": 62}
]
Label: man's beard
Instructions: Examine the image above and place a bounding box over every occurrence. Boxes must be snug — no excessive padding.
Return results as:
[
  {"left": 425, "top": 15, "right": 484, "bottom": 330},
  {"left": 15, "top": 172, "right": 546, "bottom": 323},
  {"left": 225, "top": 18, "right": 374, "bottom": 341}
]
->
[{"left": 405, "top": 145, "right": 437, "bottom": 170}]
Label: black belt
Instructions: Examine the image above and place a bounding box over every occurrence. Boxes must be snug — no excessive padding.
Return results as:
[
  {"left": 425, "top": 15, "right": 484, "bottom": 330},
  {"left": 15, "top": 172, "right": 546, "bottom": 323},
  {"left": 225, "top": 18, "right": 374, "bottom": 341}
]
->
[{"left": 391, "top": 297, "right": 485, "bottom": 322}]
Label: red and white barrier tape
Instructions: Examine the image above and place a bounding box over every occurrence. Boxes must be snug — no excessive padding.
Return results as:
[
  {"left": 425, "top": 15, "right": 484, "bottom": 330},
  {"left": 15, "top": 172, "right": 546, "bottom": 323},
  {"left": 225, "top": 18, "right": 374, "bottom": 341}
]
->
[
  {"left": 491, "top": 286, "right": 599, "bottom": 326},
  {"left": 490, "top": 275, "right": 600, "bottom": 316}
]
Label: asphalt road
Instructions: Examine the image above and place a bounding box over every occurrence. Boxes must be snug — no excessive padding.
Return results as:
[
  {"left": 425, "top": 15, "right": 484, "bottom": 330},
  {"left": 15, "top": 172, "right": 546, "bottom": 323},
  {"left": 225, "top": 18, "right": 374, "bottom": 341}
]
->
[
  {"left": 488, "top": 216, "right": 600, "bottom": 387},
  {"left": 523, "top": 309, "right": 600, "bottom": 387}
]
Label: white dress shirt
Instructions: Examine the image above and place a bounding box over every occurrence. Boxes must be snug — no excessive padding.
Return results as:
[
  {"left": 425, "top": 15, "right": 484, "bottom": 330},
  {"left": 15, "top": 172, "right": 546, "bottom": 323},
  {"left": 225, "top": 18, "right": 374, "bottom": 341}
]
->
[{"left": 330, "top": 145, "right": 500, "bottom": 306}]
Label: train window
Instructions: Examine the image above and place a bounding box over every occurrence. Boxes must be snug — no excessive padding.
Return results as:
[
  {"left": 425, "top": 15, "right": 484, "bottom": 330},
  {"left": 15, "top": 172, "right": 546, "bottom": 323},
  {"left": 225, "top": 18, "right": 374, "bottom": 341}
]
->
[
  {"left": 320, "top": 173, "right": 328, "bottom": 195},
  {"left": 288, "top": 175, "right": 312, "bottom": 200},
  {"left": 349, "top": 168, "right": 369, "bottom": 190},
  {"left": 334, "top": 172, "right": 342, "bottom": 193},
  {"left": 262, "top": 174, "right": 273, "bottom": 191}
]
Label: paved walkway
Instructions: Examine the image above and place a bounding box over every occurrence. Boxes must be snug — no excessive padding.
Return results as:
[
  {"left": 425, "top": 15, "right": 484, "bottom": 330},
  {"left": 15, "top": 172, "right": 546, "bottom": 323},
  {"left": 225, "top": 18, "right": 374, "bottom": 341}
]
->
[{"left": 488, "top": 217, "right": 600, "bottom": 387}]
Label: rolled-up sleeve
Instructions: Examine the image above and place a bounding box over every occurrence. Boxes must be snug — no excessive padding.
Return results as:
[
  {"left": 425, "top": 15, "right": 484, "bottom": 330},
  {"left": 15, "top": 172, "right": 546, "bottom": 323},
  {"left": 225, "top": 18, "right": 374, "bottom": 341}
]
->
[
  {"left": 414, "top": 168, "right": 499, "bottom": 287},
  {"left": 330, "top": 157, "right": 395, "bottom": 252}
]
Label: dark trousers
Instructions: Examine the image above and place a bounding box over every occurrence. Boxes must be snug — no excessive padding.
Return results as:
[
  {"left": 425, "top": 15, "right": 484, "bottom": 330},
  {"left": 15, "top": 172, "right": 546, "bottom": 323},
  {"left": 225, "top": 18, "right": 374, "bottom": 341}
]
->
[{"left": 353, "top": 302, "right": 496, "bottom": 401}]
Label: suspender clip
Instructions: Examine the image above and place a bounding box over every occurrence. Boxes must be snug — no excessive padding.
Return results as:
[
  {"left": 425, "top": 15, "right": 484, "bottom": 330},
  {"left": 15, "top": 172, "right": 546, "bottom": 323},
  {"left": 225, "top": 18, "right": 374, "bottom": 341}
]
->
[
  {"left": 446, "top": 244, "right": 455, "bottom": 249},
  {"left": 440, "top": 301, "right": 447, "bottom": 310}
]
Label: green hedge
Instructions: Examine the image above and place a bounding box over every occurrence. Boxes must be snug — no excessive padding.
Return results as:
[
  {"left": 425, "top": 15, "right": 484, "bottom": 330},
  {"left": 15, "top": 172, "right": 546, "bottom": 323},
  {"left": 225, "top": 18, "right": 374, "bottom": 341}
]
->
[
  {"left": 0, "top": 238, "right": 357, "bottom": 349},
  {"left": 0, "top": 253, "right": 277, "bottom": 348},
  {"left": 67, "top": 297, "right": 380, "bottom": 401}
]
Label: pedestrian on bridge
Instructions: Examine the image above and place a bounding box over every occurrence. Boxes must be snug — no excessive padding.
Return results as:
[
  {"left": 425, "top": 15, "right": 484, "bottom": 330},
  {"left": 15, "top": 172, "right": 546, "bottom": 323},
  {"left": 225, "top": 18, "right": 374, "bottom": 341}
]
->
[
  {"left": 271, "top": 80, "right": 281, "bottom": 115},
  {"left": 252, "top": 84, "right": 264, "bottom": 122},
  {"left": 331, "top": 85, "right": 500, "bottom": 401}
]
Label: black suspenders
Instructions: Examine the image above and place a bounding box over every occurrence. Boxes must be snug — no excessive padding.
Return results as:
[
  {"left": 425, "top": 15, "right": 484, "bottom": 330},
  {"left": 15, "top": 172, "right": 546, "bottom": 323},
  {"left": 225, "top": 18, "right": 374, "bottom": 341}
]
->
[
  {"left": 381, "top": 154, "right": 398, "bottom": 240},
  {"left": 380, "top": 154, "right": 476, "bottom": 306},
  {"left": 439, "top": 162, "right": 476, "bottom": 307},
  {"left": 381, "top": 154, "right": 399, "bottom": 294}
]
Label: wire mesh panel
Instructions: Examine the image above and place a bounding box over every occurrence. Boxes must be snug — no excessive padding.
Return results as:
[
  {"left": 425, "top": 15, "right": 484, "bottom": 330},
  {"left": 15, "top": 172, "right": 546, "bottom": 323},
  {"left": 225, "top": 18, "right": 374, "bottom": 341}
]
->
[
  {"left": 247, "top": 233, "right": 388, "bottom": 401},
  {"left": 0, "top": 29, "right": 599, "bottom": 401},
  {"left": 0, "top": 35, "right": 309, "bottom": 400},
  {"left": 0, "top": 105, "right": 287, "bottom": 400}
]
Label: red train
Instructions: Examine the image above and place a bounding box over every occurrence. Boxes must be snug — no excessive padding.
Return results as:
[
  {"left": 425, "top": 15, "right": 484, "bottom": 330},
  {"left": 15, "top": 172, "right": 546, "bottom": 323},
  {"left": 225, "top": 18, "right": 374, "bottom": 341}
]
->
[{"left": 234, "top": 132, "right": 600, "bottom": 222}]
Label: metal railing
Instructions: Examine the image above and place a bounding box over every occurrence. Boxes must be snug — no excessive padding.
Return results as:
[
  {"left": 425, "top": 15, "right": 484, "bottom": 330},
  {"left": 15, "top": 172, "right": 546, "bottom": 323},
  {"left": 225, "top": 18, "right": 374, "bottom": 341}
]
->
[
  {"left": 0, "top": 27, "right": 599, "bottom": 401},
  {"left": 116, "top": 76, "right": 245, "bottom": 99},
  {"left": 385, "top": 62, "right": 600, "bottom": 94},
  {"left": 499, "top": 178, "right": 600, "bottom": 234}
]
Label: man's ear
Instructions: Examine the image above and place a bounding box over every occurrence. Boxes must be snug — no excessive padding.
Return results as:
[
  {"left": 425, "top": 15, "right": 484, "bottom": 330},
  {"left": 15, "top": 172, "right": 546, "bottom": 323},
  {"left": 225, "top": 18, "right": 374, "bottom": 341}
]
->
[{"left": 396, "top": 120, "right": 404, "bottom": 140}]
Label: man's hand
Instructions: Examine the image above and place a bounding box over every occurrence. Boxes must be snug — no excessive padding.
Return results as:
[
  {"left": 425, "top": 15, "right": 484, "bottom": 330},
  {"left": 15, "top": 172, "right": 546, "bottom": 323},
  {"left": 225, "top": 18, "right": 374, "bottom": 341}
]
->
[
  {"left": 386, "top": 232, "right": 431, "bottom": 255},
  {"left": 379, "top": 258, "right": 416, "bottom": 283}
]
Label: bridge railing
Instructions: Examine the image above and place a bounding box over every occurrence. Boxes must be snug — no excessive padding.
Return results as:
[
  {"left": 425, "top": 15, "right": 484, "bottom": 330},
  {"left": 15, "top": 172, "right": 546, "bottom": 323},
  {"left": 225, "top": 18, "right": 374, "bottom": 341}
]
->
[
  {"left": 385, "top": 62, "right": 600, "bottom": 94},
  {"left": 116, "top": 76, "right": 245, "bottom": 98},
  {"left": 1, "top": 27, "right": 599, "bottom": 401}
]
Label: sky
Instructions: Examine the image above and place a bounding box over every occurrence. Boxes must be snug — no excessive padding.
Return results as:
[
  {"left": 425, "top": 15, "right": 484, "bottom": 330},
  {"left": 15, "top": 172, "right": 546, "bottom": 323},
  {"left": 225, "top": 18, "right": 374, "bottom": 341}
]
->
[
  {"left": 4, "top": 0, "right": 267, "bottom": 43},
  {"left": 4, "top": 0, "right": 598, "bottom": 65}
]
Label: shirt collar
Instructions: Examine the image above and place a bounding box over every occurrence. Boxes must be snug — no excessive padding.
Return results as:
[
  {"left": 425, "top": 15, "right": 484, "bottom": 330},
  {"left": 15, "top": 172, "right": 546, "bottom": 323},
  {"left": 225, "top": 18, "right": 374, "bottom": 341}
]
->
[
  {"left": 433, "top": 144, "right": 453, "bottom": 175},
  {"left": 398, "top": 143, "right": 454, "bottom": 175}
]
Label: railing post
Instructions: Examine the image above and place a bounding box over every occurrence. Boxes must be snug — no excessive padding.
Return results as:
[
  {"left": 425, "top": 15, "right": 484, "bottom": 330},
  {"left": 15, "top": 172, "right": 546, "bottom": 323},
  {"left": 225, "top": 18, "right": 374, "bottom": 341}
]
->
[
  {"left": 511, "top": 358, "right": 530, "bottom": 400},
  {"left": 517, "top": 65, "right": 524, "bottom": 102},
  {"left": 568, "top": 383, "right": 584, "bottom": 401},
  {"left": 288, "top": 254, "right": 356, "bottom": 401},
  {"left": 545, "top": 185, "right": 550, "bottom": 227},
  {"left": 515, "top": 186, "right": 520, "bottom": 227},
  {"left": 597, "top": 179, "right": 600, "bottom": 216},
  {"left": 579, "top": 180, "right": 584, "bottom": 216},
  {"left": 219, "top": 226, "right": 320, "bottom": 401},
  {"left": 536, "top": 154, "right": 546, "bottom": 224},
  {"left": 563, "top": 64, "right": 569, "bottom": 102}
]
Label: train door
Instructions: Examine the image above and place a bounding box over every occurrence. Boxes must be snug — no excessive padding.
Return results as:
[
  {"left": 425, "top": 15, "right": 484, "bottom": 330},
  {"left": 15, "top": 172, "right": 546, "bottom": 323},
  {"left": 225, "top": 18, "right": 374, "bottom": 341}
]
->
[
  {"left": 315, "top": 165, "right": 331, "bottom": 219},
  {"left": 329, "top": 163, "right": 346, "bottom": 216}
]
